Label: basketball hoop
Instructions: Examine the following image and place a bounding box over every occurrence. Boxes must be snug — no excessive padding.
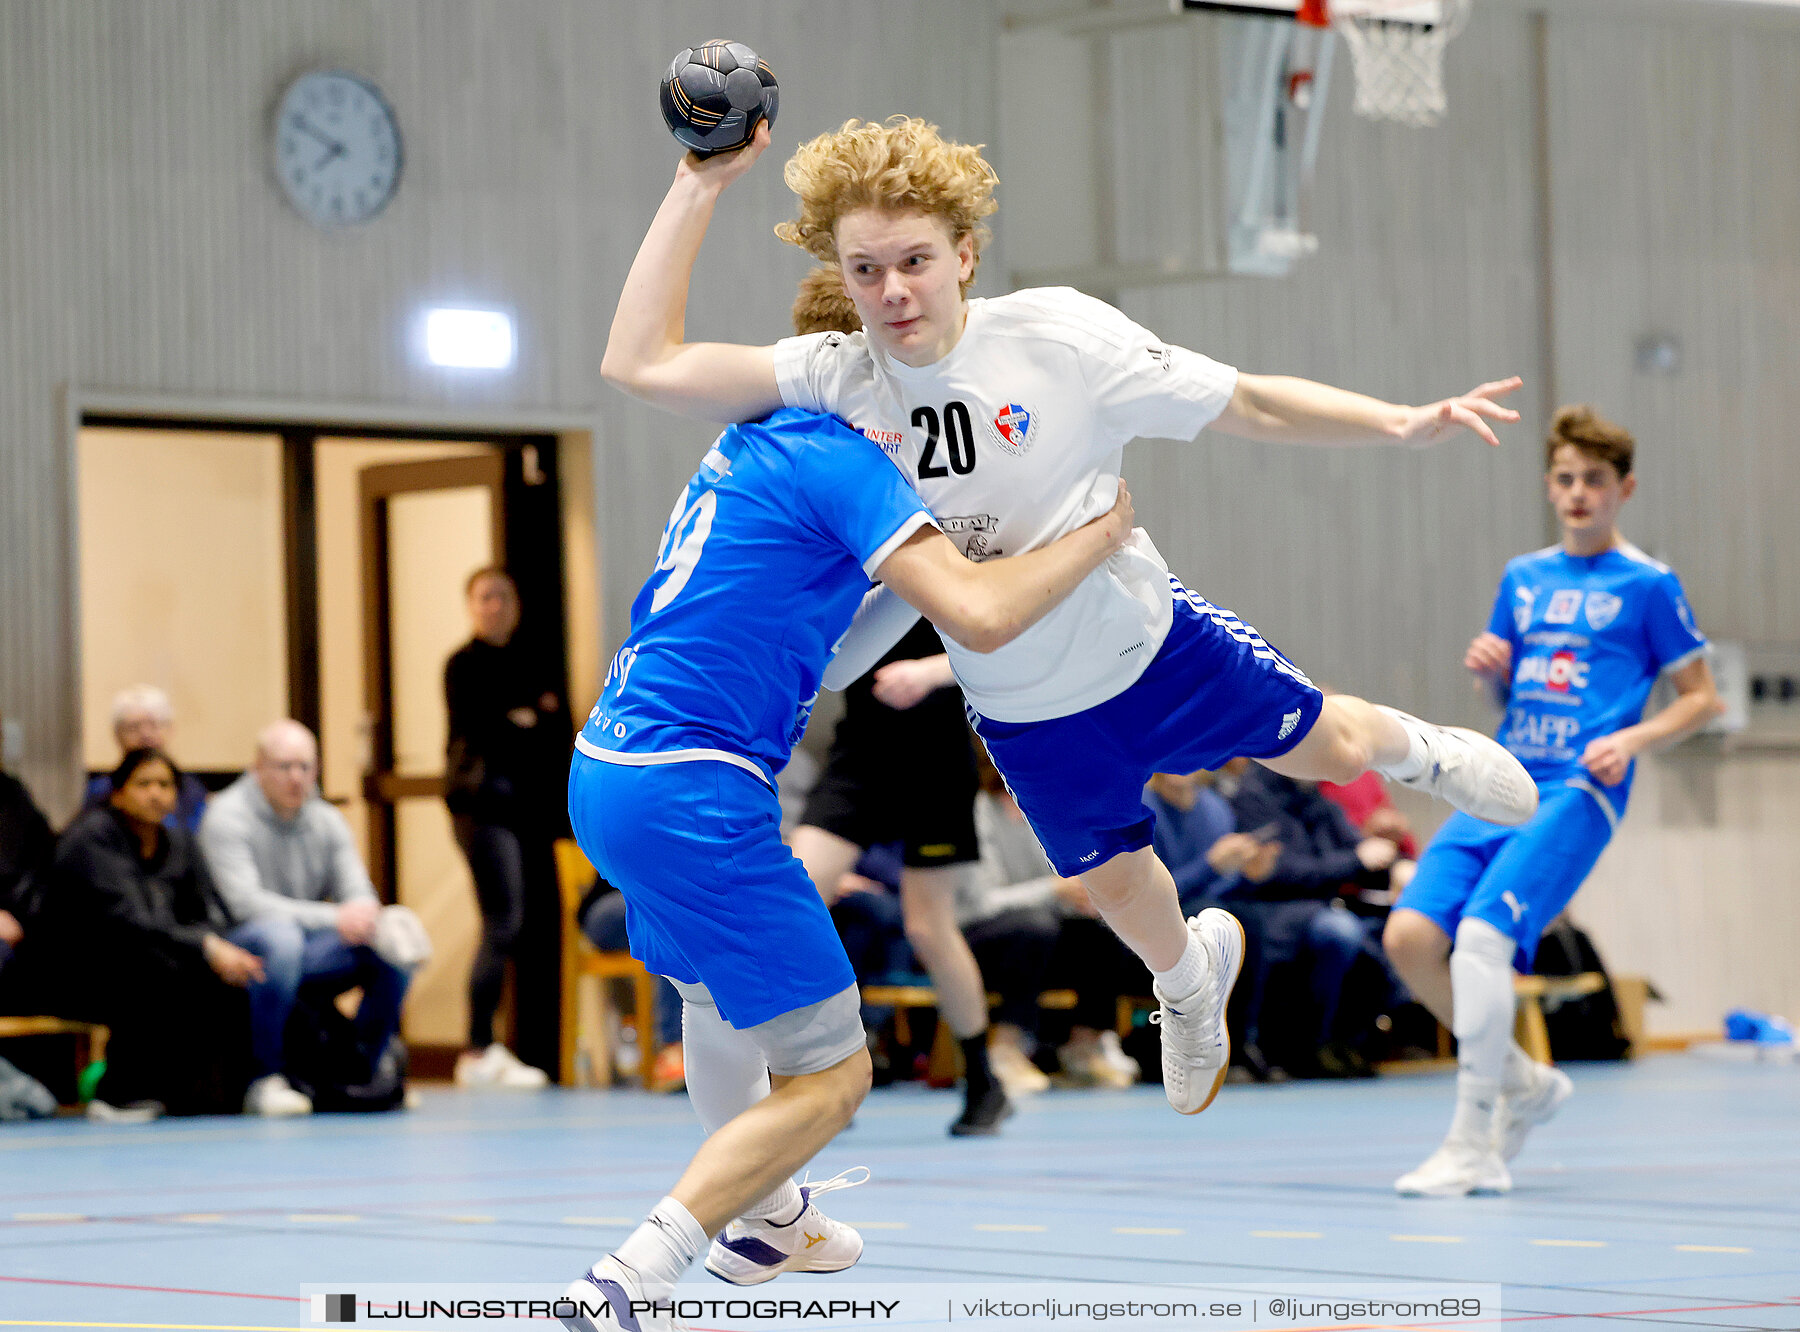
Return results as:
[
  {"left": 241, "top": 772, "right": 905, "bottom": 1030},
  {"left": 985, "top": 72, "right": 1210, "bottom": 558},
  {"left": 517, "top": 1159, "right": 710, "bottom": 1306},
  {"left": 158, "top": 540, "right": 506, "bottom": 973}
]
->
[{"left": 1302, "top": 0, "right": 1471, "bottom": 128}]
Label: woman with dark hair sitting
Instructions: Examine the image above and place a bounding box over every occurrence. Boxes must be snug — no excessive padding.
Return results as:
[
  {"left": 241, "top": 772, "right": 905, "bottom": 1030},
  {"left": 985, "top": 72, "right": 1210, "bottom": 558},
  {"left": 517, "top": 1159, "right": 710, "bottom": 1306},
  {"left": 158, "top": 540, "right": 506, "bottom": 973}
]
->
[{"left": 47, "top": 749, "right": 262, "bottom": 1120}]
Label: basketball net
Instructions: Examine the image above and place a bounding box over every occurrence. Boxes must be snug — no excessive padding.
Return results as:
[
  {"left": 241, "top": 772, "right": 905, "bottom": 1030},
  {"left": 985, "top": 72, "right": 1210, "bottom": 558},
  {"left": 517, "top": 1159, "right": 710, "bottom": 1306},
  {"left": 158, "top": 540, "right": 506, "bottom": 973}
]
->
[{"left": 1301, "top": 0, "right": 1471, "bottom": 128}]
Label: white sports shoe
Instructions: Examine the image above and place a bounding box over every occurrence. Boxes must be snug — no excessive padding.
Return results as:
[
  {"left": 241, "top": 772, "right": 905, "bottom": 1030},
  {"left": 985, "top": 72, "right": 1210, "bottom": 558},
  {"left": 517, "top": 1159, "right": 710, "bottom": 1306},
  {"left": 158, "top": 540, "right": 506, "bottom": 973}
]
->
[
  {"left": 1394, "top": 1140, "right": 1512, "bottom": 1197},
  {"left": 704, "top": 1168, "right": 870, "bottom": 1286},
  {"left": 1378, "top": 707, "right": 1539, "bottom": 826},
  {"left": 243, "top": 1073, "right": 312, "bottom": 1117},
  {"left": 85, "top": 1098, "right": 163, "bottom": 1124},
  {"left": 1148, "top": 909, "right": 1244, "bottom": 1115},
  {"left": 456, "top": 1043, "right": 550, "bottom": 1090},
  {"left": 990, "top": 1041, "right": 1051, "bottom": 1096},
  {"left": 1496, "top": 1064, "right": 1573, "bottom": 1162},
  {"left": 560, "top": 1255, "right": 685, "bottom": 1331}
]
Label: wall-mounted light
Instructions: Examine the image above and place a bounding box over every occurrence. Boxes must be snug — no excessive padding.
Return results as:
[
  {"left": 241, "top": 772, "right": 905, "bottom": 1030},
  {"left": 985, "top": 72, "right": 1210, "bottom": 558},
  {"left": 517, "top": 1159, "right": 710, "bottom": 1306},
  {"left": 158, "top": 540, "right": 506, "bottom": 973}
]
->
[
  {"left": 423, "top": 306, "right": 515, "bottom": 370},
  {"left": 1634, "top": 334, "right": 1682, "bottom": 376}
]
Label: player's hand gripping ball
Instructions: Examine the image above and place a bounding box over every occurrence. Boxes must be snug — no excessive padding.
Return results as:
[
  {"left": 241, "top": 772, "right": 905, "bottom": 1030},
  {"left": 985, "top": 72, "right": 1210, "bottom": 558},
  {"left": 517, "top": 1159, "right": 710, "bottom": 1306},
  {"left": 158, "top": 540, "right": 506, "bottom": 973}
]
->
[{"left": 660, "top": 40, "right": 779, "bottom": 158}]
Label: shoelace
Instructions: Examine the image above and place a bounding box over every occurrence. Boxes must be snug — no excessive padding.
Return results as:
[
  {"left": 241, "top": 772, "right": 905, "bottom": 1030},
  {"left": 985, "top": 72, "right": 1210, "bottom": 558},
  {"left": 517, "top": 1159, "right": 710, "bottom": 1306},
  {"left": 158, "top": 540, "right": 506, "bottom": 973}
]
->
[
  {"left": 797, "top": 1165, "right": 871, "bottom": 1202},
  {"left": 1148, "top": 934, "right": 1225, "bottom": 1057}
]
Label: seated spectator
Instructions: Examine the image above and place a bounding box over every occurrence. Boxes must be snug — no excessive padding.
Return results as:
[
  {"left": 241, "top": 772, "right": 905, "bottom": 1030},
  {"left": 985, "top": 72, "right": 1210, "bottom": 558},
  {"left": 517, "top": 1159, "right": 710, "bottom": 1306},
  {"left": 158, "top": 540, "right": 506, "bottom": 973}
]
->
[
  {"left": 48, "top": 749, "right": 260, "bottom": 1120},
  {"left": 199, "top": 721, "right": 413, "bottom": 1116},
  {"left": 1145, "top": 763, "right": 1280, "bottom": 913},
  {"left": 962, "top": 767, "right": 1146, "bottom": 1091},
  {"left": 577, "top": 878, "right": 684, "bottom": 1088},
  {"left": 1317, "top": 770, "right": 1419, "bottom": 895},
  {"left": 84, "top": 685, "right": 209, "bottom": 834},
  {"left": 1225, "top": 763, "right": 1407, "bottom": 1080},
  {"left": 0, "top": 707, "right": 57, "bottom": 1015}
]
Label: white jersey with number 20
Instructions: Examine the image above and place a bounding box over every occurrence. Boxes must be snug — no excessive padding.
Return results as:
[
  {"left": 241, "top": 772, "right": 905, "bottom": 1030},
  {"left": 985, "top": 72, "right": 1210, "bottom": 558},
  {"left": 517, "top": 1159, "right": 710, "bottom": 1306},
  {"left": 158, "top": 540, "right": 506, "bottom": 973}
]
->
[{"left": 774, "top": 286, "right": 1238, "bottom": 723}]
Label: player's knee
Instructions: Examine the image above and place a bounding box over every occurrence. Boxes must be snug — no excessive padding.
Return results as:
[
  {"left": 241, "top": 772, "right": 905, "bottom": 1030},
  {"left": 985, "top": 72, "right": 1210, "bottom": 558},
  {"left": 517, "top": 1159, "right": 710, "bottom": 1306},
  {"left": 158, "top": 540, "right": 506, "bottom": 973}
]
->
[
  {"left": 1383, "top": 911, "right": 1446, "bottom": 973},
  {"left": 816, "top": 1045, "right": 873, "bottom": 1124}
]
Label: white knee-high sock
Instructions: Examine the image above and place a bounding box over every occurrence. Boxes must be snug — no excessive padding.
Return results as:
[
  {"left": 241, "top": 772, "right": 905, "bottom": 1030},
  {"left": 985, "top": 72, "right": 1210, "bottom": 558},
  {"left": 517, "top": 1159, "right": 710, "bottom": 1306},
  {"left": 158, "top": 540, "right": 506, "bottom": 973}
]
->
[
  {"left": 1447, "top": 917, "right": 1517, "bottom": 1147},
  {"left": 679, "top": 998, "right": 802, "bottom": 1223}
]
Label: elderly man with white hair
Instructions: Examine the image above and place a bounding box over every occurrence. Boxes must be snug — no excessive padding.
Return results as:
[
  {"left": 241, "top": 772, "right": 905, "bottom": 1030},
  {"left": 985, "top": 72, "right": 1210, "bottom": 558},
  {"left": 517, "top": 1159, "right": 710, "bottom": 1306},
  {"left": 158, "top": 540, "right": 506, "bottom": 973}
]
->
[
  {"left": 199, "top": 720, "right": 414, "bottom": 1116},
  {"left": 83, "top": 684, "right": 210, "bottom": 834}
]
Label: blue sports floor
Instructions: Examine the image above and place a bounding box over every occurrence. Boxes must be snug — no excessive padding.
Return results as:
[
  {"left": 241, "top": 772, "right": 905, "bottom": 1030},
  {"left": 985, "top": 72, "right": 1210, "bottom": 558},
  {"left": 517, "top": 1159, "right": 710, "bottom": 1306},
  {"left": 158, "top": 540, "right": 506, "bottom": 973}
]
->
[{"left": 1, "top": 1052, "right": 1795, "bottom": 1331}]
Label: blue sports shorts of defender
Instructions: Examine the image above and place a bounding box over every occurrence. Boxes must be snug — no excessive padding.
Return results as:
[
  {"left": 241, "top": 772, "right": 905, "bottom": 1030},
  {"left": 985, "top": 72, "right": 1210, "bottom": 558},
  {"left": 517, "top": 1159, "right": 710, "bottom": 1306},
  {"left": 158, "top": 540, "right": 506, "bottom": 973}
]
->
[
  {"left": 1397, "top": 781, "right": 1615, "bottom": 971},
  {"left": 566, "top": 752, "right": 855, "bottom": 1030},
  {"left": 970, "top": 579, "right": 1325, "bottom": 878}
]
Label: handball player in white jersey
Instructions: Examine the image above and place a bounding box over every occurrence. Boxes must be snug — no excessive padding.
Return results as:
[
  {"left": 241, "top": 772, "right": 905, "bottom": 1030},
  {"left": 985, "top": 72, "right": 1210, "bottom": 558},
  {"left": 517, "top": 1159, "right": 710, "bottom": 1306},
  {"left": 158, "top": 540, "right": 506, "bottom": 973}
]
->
[{"left": 605, "top": 116, "right": 1538, "bottom": 1117}]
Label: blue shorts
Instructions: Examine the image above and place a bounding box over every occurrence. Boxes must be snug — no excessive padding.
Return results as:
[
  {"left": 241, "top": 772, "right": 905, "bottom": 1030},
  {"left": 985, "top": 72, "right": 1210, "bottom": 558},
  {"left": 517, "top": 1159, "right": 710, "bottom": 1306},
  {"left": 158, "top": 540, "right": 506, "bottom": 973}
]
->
[
  {"left": 1397, "top": 781, "right": 1615, "bottom": 970},
  {"left": 971, "top": 580, "right": 1324, "bottom": 877},
  {"left": 566, "top": 753, "right": 856, "bottom": 1030}
]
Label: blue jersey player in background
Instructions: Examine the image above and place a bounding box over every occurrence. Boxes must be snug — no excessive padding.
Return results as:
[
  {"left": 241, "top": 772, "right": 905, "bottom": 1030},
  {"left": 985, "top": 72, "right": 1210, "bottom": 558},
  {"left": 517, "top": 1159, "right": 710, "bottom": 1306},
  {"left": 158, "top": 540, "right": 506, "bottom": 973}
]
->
[
  {"left": 1385, "top": 405, "right": 1724, "bottom": 1198},
  {"left": 559, "top": 405, "right": 1134, "bottom": 1330}
]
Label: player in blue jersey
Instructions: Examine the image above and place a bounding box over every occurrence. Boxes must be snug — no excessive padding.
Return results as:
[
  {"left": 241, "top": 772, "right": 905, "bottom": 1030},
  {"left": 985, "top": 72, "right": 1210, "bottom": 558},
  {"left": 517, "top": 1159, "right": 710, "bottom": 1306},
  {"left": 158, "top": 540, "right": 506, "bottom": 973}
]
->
[
  {"left": 1384, "top": 405, "right": 1723, "bottom": 1197},
  {"left": 558, "top": 406, "right": 1135, "bottom": 1330}
]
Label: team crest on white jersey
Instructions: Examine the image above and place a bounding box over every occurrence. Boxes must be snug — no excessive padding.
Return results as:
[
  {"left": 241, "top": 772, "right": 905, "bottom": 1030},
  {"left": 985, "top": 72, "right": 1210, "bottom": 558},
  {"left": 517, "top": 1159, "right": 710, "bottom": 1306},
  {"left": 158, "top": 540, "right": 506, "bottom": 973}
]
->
[
  {"left": 1513, "top": 587, "right": 1536, "bottom": 634},
  {"left": 987, "top": 402, "right": 1037, "bottom": 457},
  {"left": 1584, "top": 590, "right": 1623, "bottom": 631}
]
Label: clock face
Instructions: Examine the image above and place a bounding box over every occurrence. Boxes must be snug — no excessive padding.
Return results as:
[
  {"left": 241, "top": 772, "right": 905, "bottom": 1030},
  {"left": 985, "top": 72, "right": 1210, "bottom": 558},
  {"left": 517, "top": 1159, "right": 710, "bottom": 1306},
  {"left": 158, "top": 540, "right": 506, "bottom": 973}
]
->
[{"left": 274, "top": 70, "right": 402, "bottom": 228}]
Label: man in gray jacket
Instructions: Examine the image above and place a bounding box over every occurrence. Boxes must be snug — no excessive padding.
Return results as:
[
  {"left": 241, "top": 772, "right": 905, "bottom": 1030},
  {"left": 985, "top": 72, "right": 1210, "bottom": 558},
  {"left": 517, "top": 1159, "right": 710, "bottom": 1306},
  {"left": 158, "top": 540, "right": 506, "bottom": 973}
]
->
[{"left": 199, "top": 720, "right": 411, "bottom": 1115}]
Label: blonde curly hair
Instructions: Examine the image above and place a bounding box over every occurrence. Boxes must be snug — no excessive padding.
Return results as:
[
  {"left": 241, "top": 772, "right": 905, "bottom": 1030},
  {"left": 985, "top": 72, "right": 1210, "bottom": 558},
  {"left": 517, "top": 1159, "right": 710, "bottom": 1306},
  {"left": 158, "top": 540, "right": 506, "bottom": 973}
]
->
[
  {"left": 791, "top": 265, "right": 862, "bottom": 337},
  {"left": 776, "top": 117, "right": 998, "bottom": 295}
]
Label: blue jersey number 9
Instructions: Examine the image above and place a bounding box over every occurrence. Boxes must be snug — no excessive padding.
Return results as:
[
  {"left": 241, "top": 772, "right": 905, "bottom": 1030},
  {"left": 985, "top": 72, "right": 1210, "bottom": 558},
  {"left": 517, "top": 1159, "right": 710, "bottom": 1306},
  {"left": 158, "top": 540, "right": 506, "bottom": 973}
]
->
[{"left": 649, "top": 489, "right": 718, "bottom": 612}]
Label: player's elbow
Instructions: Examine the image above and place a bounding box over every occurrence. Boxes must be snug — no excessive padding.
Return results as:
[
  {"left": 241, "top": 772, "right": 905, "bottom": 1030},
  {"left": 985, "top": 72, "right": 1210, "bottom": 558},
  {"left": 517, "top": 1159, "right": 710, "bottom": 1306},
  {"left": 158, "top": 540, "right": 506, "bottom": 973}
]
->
[
  {"left": 932, "top": 598, "right": 1015, "bottom": 655},
  {"left": 600, "top": 346, "right": 644, "bottom": 394}
]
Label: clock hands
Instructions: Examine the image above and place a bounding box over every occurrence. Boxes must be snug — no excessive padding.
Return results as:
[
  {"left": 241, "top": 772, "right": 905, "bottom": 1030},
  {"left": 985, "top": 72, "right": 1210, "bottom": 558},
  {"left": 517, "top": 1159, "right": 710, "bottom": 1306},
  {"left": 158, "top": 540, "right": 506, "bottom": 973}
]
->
[
  {"left": 313, "top": 142, "right": 347, "bottom": 172},
  {"left": 290, "top": 113, "right": 345, "bottom": 157}
]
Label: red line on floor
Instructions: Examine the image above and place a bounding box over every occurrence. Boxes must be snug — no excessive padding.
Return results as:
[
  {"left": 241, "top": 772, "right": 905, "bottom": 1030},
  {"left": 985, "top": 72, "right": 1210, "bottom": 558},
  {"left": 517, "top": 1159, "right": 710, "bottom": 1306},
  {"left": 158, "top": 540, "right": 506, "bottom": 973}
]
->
[{"left": 0, "top": 1275, "right": 301, "bottom": 1304}]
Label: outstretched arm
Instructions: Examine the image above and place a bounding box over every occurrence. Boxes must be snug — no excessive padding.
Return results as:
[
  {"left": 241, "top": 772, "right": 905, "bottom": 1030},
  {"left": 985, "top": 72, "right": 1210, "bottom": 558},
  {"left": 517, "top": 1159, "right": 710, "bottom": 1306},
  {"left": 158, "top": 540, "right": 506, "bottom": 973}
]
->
[
  {"left": 602, "top": 124, "right": 785, "bottom": 422},
  {"left": 875, "top": 482, "right": 1136, "bottom": 655},
  {"left": 1213, "top": 373, "right": 1523, "bottom": 449}
]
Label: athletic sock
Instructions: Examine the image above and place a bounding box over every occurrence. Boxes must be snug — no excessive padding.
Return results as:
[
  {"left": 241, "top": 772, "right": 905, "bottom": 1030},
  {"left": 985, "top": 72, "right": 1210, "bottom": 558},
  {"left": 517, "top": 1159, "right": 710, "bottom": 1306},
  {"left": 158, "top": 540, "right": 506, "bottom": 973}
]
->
[
  {"left": 960, "top": 1033, "right": 996, "bottom": 1102},
  {"left": 1447, "top": 916, "right": 1519, "bottom": 1150},
  {"left": 1153, "top": 933, "right": 1208, "bottom": 1004},
  {"left": 1449, "top": 1073, "right": 1502, "bottom": 1147},
  {"left": 608, "top": 1196, "right": 705, "bottom": 1300},
  {"left": 1375, "top": 707, "right": 1431, "bottom": 782},
  {"left": 739, "top": 1179, "right": 803, "bottom": 1224}
]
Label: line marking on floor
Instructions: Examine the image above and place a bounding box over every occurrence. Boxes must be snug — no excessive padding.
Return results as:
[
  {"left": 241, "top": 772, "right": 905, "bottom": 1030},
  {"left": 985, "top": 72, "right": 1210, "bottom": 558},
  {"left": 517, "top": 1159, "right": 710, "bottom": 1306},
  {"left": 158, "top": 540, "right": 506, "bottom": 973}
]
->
[
  {"left": 1675, "top": 1243, "right": 1751, "bottom": 1253},
  {"left": 1252, "top": 1230, "right": 1322, "bottom": 1239},
  {"left": 1390, "top": 1234, "right": 1464, "bottom": 1243},
  {"left": 561, "top": 1216, "right": 635, "bottom": 1225},
  {"left": 172, "top": 1215, "right": 225, "bottom": 1224},
  {"left": 974, "top": 1223, "right": 1047, "bottom": 1232},
  {"left": 1529, "top": 1238, "right": 1606, "bottom": 1248},
  {"left": 11, "top": 1213, "right": 86, "bottom": 1223},
  {"left": 1114, "top": 1226, "right": 1184, "bottom": 1235},
  {"left": 444, "top": 1214, "right": 495, "bottom": 1224},
  {"left": 286, "top": 1213, "right": 359, "bottom": 1223}
]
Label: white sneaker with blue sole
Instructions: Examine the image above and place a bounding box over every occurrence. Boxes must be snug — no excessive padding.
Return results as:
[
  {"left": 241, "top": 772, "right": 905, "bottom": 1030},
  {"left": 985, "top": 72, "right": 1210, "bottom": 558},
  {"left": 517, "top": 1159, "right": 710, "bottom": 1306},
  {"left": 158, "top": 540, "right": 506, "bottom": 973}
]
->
[{"left": 704, "top": 1167, "right": 870, "bottom": 1286}]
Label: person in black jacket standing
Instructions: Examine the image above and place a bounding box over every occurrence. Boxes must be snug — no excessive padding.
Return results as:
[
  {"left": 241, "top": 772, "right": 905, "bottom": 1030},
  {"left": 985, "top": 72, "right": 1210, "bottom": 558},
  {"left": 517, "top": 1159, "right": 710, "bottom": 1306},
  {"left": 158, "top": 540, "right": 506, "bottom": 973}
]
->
[
  {"left": 0, "top": 709, "right": 56, "bottom": 1013},
  {"left": 49, "top": 749, "right": 262, "bottom": 1118},
  {"left": 445, "top": 566, "right": 572, "bottom": 1088}
]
